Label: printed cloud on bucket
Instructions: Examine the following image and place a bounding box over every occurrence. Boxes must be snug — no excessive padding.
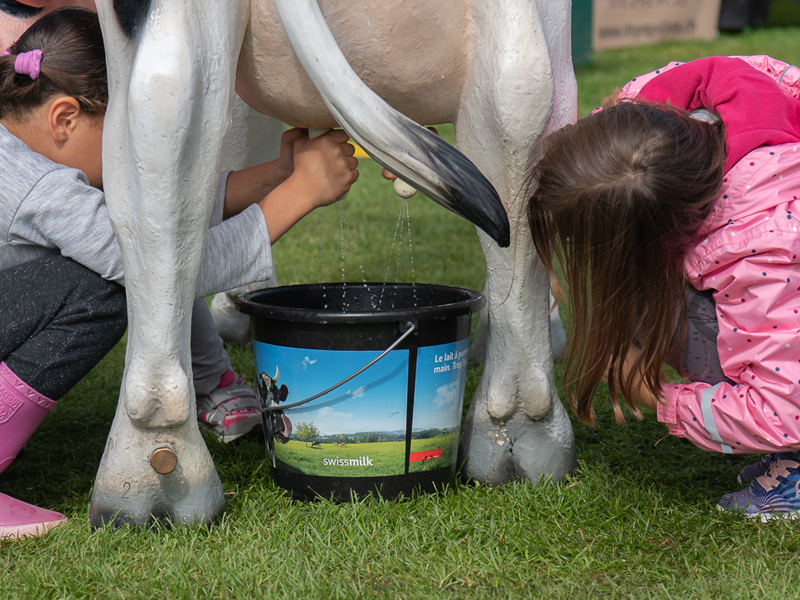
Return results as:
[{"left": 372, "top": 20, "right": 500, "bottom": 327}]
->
[
  {"left": 349, "top": 386, "right": 366, "bottom": 399},
  {"left": 433, "top": 381, "right": 463, "bottom": 409}
]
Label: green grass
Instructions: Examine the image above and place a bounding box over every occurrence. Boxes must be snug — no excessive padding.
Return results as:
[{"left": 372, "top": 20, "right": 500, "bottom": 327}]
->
[
  {"left": 575, "top": 26, "right": 800, "bottom": 117},
  {"left": 766, "top": 0, "right": 800, "bottom": 27},
  {"left": 4, "top": 24, "right": 800, "bottom": 600},
  {"left": 271, "top": 158, "right": 482, "bottom": 289}
]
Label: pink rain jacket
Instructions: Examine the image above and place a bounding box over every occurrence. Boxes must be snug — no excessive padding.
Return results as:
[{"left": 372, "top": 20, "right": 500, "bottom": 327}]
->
[{"left": 617, "top": 56, "right": 800, "bottom": 454}]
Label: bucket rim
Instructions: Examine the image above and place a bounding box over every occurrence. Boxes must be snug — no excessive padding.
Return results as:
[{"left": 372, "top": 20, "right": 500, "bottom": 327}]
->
[{"left": 236, "top": 282, "right": 485, "bottom": 324}]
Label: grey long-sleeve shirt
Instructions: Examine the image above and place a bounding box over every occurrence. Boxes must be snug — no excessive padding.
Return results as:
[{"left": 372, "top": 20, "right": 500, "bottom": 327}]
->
[{"left": 0, "top": 124, "right": 273, "bottom": 298}]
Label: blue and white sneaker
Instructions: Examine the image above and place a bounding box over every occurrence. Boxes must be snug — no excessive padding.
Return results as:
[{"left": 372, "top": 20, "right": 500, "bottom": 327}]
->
[
  {"left": 735, "top": 451, "right": 800, "bottom": 485},
  {"left": 736, "top": 454, "right": 777, "bottom": 486},
  {"left": 717, "top": 453, "right": 800, "bottom": 522}
]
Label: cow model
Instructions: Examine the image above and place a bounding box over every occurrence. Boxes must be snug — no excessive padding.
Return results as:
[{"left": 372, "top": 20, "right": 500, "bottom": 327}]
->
[{"left": 81, "top": 0, "right": 577, "bottom": 526}]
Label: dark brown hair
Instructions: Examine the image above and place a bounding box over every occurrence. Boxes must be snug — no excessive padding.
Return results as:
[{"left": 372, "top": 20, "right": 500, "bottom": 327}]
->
[
  {"left": 528, "top": 98, "right": 726, "bottom": 426},
  {"left": 0, "top": 7, "right": 107, "bottom": 120}
]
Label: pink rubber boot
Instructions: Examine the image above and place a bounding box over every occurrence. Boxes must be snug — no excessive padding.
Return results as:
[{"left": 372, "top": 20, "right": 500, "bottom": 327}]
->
[{"left": 0, "top": 362, "right": 67, "bottom": 538}]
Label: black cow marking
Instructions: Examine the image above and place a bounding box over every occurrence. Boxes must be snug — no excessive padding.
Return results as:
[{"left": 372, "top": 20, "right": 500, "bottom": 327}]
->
[
  {"left": 381, "top": 112, "right": 509, "bottom": 247},
  {"left": 0, "top": 0, "right": 42, "bottom": 19},
  {"left": 113, "top": 0, "right": 151, "bottom": 39}
]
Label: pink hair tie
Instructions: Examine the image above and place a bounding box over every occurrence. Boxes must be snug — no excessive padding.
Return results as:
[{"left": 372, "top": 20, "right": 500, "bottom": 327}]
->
[
  {"left": 0, "top": 50, "right": 10, "bottom": 57},
  {"left": 15, "top": 49, "right": 42, "bottom": 80}
]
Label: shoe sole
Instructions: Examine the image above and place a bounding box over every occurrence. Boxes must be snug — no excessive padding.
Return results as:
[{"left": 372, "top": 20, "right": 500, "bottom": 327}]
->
[
  {"left": 716, "top": 503, "right": 800, "bottom": 523},
  {"left": 0, "top": 516, "right": 67, "bottom": 539},
  {"left": 206, "top": 420, "right": 264, "bottom": 444}
]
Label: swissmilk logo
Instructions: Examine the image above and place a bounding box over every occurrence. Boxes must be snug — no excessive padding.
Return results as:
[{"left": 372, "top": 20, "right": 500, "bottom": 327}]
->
[{"left": 323, "top": 456, "right": 373, "bottom": 466}]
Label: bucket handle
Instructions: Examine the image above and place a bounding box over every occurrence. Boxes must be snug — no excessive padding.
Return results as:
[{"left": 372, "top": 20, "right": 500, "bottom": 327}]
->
[{"left": 259, "top": 321, "right": 417, "bottom": 412}]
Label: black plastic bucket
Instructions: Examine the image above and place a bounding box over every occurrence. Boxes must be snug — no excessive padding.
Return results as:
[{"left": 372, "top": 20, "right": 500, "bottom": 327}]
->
[{"left": 236, "top": 282, "right": 484, "bottom": 501}]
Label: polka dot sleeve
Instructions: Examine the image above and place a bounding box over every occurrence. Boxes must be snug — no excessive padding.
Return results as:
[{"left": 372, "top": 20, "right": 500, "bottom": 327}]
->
[{"left": 661, "top": 252, "right": 800, "bottom": 454}]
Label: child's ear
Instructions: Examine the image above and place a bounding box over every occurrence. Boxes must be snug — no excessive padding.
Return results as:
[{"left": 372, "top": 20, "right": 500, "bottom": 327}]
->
[{"left": 47, "top": 96, "right": 82, "bottom": 143}]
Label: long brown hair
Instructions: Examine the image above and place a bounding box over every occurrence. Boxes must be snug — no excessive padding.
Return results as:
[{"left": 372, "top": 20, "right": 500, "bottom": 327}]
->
[
  {"left": 0, "top": 8, "right": 107, "bottom": 120},
  {"left": 528, "top": 99, "right": 726, "bottom": 426}
]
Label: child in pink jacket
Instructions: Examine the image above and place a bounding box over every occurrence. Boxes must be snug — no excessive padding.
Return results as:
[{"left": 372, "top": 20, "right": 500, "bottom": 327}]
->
[{"left": 528, "top": 55, "right": 800, "bottom": 521}]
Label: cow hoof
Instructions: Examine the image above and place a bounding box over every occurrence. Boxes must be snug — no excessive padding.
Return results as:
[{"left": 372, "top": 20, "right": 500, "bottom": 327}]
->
[
  {"left": 459, "top": 393, "right": 575, "bottom": 485},
  {"left": 89, "top": 408, "right": 225, "bottom": 529},
  {"left": 481, "top": 352, "right": 552, "bottom": 422}
]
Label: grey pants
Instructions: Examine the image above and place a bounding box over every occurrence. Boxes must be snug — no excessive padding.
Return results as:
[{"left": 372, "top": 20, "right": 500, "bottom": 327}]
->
[
  {"left": 0, "top": 255, "right": 127, "bottom": 399},
  {"left": 190, "top": 296, "right": 232, "bottom": 397},
  {"left": 0, "top": 255, "right": 231, "bottom": 400},
  {"left": 666, "top": 286, "right": 731, "bottom": 385}
]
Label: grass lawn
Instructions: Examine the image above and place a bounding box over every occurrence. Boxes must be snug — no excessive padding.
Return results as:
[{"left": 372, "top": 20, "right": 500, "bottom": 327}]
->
[{"left": 4, "top": 22, "right": 800, "bottom": 600}]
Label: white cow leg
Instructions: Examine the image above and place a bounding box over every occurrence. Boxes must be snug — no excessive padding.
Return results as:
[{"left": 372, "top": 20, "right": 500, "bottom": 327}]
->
[
  {"left": 90, "top": 0, "right": 246, "bottom": 527},
  {"left": 457, "top": 0, "right": 576, "bottom": 484},
  {"left": 470, "top": 291, "right": 567, "bottom": 365}
]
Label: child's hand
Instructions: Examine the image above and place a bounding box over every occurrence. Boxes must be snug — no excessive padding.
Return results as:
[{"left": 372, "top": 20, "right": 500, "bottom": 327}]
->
[
  {"left": 290, "top": 129, "right": 359, "bottom": 208},
  {"left": 276, "top": 128, "right": 306, "bottom": 182},
  {"left": 603, "top": 344, "right": 660, "bottom": 413},
  {"left": 222, "top": 127, "right": 310, "bottom": 219},
  {"left": 257, "top": 129, "right": 358, "bottom": 244}
]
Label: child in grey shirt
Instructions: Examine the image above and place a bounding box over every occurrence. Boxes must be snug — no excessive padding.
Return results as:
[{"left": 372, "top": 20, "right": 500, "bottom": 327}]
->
[{"left": 0, "top": 8, "right": 358, "bottom": 538}]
